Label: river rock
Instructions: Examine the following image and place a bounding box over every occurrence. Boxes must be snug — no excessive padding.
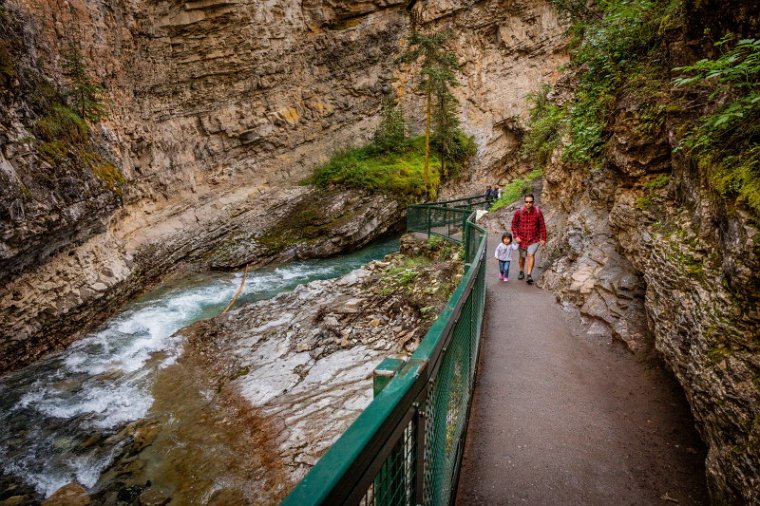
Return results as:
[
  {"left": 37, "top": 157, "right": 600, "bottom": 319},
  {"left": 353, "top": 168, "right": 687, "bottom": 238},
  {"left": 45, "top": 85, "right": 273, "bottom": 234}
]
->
[
  {"left": 137, "top": 489, "right": 170, "bottom": 506},
  {"left": 41, "top": 483, "right": 90, "bottom": 506}
]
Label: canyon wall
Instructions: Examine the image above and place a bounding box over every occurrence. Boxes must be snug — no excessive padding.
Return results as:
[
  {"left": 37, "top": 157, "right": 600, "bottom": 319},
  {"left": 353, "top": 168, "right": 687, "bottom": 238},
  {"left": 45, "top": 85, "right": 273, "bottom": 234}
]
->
[
  {"left": 0, "top": 0, "right": 567, "bottom": 372},
  {"left": 1, "top": 0, "right": 758, "bottom": 503},
  {"left": 536, "top": 2, "right": 760, "bottom": 503}
]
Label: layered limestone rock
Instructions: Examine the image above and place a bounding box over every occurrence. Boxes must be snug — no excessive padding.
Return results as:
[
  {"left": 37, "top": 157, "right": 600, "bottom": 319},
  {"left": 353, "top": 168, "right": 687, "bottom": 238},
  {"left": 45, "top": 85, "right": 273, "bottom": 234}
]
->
[
  {"left": 0, "top": 185, "right": 401, "bottom": 371},
  {"left": 412, "top": 0, "right": 569, "bottom": 192},
  {"left": 0, "top": 0, "right": 409, "bottom": 372},
  {"left": 203, "top": 187, "right": 403, "bottom": 269},
  {"left": 0, "top": 0, "right": 567, "bottom": 372}
]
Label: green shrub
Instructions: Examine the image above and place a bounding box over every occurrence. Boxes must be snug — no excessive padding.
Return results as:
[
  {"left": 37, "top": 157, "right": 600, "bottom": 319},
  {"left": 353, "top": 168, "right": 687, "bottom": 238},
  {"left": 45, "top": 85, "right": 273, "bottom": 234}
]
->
[
  {"left": 373, "top": 95, "right": 406, "bottom": 153},
  {"left": 520, "top": 85, "right": 566, "bottom": 168},
  {"left": 551, "top": 0, "right": 680, "bottom": 167},
  {"left": 397, "top": 269, "right": 418, "bottom": 286},
  {"left": 308, "top": 136, "right": 441, "bottom": 201},
  {"left": 490, "top": 169, "right": 543, "bottom": 212},
  {"left": 434, "top": 129, "right": 477, "bottom": 178},
  {"left": 644, "top": 174, "right": 670, "bottom": 190},
  {"left": 0, "top": 40, "right": 15, "bottom": 84},
  {"left": 38, "top": 140, "right": 69, "bottom": 163},
  {"left": 34, "top": 104, "right": 89, "bottom": 143},
  {"left": 635, "top": 196, "right": 653, "bottom": 209}
]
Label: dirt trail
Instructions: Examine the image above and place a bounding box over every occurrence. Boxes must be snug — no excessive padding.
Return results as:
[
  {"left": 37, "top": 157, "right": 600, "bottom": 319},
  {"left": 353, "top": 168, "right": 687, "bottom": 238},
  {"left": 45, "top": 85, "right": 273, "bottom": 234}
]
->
[{"left": 456, "top": 232, "right": 708, "bottom": 505}]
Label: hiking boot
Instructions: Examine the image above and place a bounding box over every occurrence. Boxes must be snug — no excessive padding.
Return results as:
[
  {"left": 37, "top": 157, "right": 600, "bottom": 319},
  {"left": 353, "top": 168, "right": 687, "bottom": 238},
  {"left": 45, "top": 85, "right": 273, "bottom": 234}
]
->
[
  {"left": 527, "top": 274, "right": 534, "bottom": 284},
  {"left": 518, "top": 271, "right": 525, "bottom": 280}
]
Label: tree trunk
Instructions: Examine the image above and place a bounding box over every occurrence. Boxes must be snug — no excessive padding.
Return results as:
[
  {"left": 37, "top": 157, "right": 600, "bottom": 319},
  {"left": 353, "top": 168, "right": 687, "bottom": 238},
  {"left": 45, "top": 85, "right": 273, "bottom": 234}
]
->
[{"left": 424, "top": 86, "right": 431, "bottom": 190}]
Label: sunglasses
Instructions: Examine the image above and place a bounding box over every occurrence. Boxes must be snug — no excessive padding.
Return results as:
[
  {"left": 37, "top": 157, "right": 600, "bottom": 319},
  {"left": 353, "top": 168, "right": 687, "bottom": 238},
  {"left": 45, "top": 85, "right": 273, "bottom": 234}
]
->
[{"left": 524, "top": 200, "right": 534, "bottom": 204}]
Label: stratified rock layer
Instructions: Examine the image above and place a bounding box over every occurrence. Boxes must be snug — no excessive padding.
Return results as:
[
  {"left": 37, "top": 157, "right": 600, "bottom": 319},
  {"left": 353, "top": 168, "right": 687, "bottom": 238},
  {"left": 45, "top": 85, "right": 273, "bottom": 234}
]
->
[{"left": 0, "top": 0, "right": 567, "bottom": 372}]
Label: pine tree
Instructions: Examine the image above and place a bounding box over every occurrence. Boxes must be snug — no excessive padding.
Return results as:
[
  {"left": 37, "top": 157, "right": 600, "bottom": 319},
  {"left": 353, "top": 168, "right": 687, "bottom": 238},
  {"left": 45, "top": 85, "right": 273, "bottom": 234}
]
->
[
  {"left": 432, "top": 88, "right": 460, "bottom": 178},
  {"left": 373, "top": 94, "right": 406, "bottom": 153},
  {"left": 398, "top": 30, "right": 461, "bottom": 190},
  {"left": 63, "top": 41, "right": 106, "bottom": 122}
]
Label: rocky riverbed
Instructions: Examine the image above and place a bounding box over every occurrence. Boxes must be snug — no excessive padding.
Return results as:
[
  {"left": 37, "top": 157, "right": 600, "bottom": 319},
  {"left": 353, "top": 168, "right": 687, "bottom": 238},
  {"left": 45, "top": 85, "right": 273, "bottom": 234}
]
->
[
  {"left": 180, "top": 234, "right": 463, "bottom": 489},
  {"left": 6, "top": 234, "right": 462, "bottom": 505}
]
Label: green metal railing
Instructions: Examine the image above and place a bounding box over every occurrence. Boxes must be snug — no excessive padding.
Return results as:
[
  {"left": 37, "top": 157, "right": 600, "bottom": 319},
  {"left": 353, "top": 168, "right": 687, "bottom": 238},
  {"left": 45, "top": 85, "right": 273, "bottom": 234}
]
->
[
  {"left": 406, "top": 195, "right": 488, "bottom": 250},
  {"left": 282, "top": 197, "right": 487, "bottom": 506}
]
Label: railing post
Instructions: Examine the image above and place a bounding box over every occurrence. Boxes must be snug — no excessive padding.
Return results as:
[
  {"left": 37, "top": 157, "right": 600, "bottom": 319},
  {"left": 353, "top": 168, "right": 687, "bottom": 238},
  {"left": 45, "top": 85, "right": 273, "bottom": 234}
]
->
[
  {"left": 463, "top": 217, "right": 471, "bottom": 263},
  {"left": 374, "top": 358, "right": 404, "bottom": 396},
  {"left": 415, "top": 399, "right": 426, "bottom": 505}
]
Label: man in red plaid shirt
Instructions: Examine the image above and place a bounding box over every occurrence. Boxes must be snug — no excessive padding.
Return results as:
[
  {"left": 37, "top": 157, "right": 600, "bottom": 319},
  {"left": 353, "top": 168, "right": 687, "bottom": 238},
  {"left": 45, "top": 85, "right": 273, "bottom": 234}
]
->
[{"left": 510, "top": 194, "right": 546, "bottom": 284}]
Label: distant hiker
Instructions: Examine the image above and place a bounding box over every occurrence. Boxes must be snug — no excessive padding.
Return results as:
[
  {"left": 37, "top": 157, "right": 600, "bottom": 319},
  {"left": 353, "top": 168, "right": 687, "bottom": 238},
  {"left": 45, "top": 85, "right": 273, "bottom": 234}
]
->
[
  {"left": 494, "top": 185, "right": 502, "bottom": 201},
  {"left": 495, "top": 232, "right": 518, "bottom": 282},
  {"left": 484, "top": 185, "right": 494, "bottom": 209},
  {"left": 511, "top": 194, "right": 546, "bottom": 285}
]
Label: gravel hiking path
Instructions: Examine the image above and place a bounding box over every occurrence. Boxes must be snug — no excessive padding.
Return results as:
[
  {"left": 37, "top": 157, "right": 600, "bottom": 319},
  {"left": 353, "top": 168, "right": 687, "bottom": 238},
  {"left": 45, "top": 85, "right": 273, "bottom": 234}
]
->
[{"left": 455, "top": 231, "right": 708, "bottom": 506}]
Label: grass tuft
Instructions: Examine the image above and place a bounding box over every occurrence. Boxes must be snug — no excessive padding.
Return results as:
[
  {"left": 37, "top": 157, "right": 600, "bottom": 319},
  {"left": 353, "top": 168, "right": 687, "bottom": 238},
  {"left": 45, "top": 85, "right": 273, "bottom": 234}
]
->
[{"left": 490, "top": 169, "right": 544, "bottom": 212}]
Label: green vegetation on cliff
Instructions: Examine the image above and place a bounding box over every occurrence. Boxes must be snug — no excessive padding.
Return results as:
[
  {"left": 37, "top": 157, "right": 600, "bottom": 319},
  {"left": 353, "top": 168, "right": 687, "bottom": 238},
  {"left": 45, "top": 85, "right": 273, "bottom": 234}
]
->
[
  {"left": 309, "top": 96, "right": 475, "bottom": 201},
  {"left": 310, "top": 28, "right": 477, "bottom": 202},
  {"left": 63, "top": 41, "right": 108, "bottom": 122},
  {"left": 0, "top": 7, "right": 122, "bottom": 196},
  {"left": 522, "top": 0, "right": 759, "bottom": 215},
  {"left": 32, "top": 90, "right": 123, "bottom": 193},
  {"left": 521, "top": 0, "right": 676, "bottom": 170},
  {"left": 674, "top": 36, "right": 760, "bottom": 212},
  {"left": 309, "top": 136, "right": 442, "bottom": 200},
  {"left": 489, "top": 169, "right": 544, "bottom": 212}
]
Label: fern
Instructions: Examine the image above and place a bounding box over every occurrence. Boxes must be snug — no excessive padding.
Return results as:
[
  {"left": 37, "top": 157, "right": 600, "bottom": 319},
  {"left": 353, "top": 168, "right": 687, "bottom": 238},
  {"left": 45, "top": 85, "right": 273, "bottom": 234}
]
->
[{"left": 674, "top": 36, "right": 760, "bottom": 213}]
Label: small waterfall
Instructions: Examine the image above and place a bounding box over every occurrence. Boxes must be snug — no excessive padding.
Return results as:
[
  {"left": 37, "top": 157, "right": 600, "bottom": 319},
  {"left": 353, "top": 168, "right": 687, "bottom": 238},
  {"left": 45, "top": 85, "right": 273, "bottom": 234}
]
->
[{"left": 0, "top": 236, "right": 399, "bottom": 498}]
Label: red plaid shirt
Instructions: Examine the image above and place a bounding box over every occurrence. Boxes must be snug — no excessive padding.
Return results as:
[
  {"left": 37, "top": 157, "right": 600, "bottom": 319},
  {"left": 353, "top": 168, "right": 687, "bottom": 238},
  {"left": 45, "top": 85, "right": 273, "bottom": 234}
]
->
[{"left": 511, "top": 206, "right": 547, "bottom": 249}]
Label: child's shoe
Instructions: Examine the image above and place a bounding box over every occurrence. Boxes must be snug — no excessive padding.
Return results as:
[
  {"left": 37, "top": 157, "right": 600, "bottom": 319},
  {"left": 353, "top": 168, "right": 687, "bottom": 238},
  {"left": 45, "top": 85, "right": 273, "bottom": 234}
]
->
[
  {"left": 503, "top": 277, "right": 509, "bottom": 282},
  {"left": 498, "top": 274, "right": 504, "bottom": 281}
]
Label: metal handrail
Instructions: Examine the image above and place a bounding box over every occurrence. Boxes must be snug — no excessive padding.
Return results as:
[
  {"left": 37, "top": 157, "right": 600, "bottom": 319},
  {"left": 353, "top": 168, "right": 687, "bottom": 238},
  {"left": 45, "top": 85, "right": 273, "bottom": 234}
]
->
[
  {"left": 428, "top": 194, "right": 488, "bottom": 208},
  {"left": 282, "top": 196, "right": 487, "bottom": 506}
]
